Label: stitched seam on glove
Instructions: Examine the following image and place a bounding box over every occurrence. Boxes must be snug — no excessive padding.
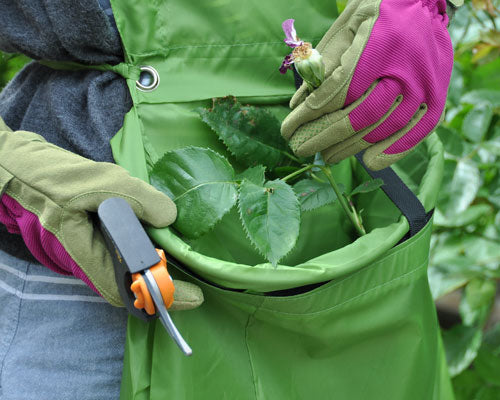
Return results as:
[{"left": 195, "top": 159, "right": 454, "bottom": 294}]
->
[
  {"left": 3, "top": 186, "right": 127, "bottom": 306},
  {"left": 0, "top": 166, "right": 14, "bottom": 196},
  {"left": 311, "top": 12, "right": 381, "bottom": 109},
  {"left": 58, "top": 192, "right": 146, "bottom": 306},
  {"left": 4, "top": 185, "right": 62, "bottom": 235}
]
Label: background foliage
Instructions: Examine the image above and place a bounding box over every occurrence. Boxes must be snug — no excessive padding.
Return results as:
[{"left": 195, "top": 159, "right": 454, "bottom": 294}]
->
[
  {"left": 0, "top": 53, "right": 29, "bottom": 91},
  {"left": 0, "top": 0, "right": 499, "bottom": 397},
  {"left": 430, "top": 0, "right": 500, "bottom": 397}
]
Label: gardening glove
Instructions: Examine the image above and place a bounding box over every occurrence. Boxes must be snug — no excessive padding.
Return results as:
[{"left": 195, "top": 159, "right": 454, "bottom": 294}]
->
[
  {"left": 0, "top": 118, "right": 203, "bottom": 309},
  {"left": 281, "top": 0, "right": 459, "bottom": 170}
]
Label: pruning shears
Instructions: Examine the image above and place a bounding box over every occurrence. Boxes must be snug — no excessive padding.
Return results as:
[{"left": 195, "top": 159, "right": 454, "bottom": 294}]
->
[{"left": 98, "top": 197, "right": 192, "bottom": 356}]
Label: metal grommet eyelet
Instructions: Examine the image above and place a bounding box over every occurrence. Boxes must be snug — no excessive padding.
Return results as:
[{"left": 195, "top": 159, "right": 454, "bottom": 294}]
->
[{"left": 136, "top": 66, "right": 160, "bottom": 92}]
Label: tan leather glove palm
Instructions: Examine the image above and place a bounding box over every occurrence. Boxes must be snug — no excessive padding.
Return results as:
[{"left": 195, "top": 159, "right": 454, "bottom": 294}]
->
[{"left": 0, "top": 118, "right": 203, "bottom": 309}]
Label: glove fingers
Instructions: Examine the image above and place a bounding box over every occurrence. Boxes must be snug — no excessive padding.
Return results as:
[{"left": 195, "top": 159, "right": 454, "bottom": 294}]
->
[
  {"left": 282, "top": 16, "right": 379, "bottom": 139},
  {"left": 116, "top": 178, "right": 177, "bottom": 228},
  {"left": 289, "top": 0, "right": 368, "bottom": 111},
  {"left": 169, "top": 280, "right": 204, "bottom": 311},
  {"left": 363, "top": 103, "right": 429, "bottom": 170},
  {"left": 322, "top": 138, "right": 370, "bottom": 165},
  {"left": 281, "top": 97, "right": 320, "bottom": 142},
  {"left": 64, "top": 169, "right": 177, "bottom": 229},
  {"left": 283, "top": 80, "right": 375, "bottom": 148},
  {"left": 289, "top": 82, "right": 310, "bottom": 110},
  {"left": 347, "top": 79, "right": 402, "bottom": 132},
  {"left": 304, "top": 14, "right": 380, "bottom": 113},
  {"left": 321, "top": 80, "right": 403, "bottom": 162},
  {"left": 288, "top": 80, "right": 400, "bottom": 158},
  {"left": 59, "top": 208, "right": 124, "bottom": 306}
]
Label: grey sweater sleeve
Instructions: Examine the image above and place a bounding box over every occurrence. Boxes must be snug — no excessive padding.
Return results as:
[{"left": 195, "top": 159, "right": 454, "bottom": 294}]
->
[
  {"left": 0, "top": 0, "right": 122, "bottom": 64},
  {"left": 0, "top": 1, "right": 131, "bottom": 259}
]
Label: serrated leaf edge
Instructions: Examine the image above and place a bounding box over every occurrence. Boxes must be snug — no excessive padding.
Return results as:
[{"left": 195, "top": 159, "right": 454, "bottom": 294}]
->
[
  {"left": 151, "top": 146, "right": 238, "bottom": 239},
  {"left": 182, "top": 190, "right": 238, "bottom": 239},
  {"left": 197, "top": 102, "right": 283, "bottom": 169},
  {"left": 293, "top": 179, "right": 343, "bottom": 212},
  {"left": 237, "top": 179, "right": 301, "bottom": 267}
]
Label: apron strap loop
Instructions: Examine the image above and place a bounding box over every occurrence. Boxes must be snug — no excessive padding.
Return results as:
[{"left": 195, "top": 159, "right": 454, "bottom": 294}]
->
[{"left": 37, "top": 60, "right": 141, "bottom": 81}]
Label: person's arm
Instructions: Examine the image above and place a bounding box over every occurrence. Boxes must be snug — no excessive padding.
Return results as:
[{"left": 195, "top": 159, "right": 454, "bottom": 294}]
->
[
  {"left": 0, "top": 118, "right": 202, "bottom": 309},
  {"left": 0, "top": 0, "right": 121, "bottom": 63}
]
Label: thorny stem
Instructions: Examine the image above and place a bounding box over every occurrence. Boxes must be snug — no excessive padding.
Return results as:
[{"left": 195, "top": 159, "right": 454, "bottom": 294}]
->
[
  {"left": 346, "top": 195, "right": 366, "bottom": 235},
  {"left": 281, "top": 164, "right": 314, "bottom": 182},
  {"left": 274, "top": 166, "right": 301, "bottom": 175},
  {"left": 280, "top": 161, "right": 367, "bottom": 236},
  {"left": 320, "top": 166, "right": 367, "bottom": 237}
]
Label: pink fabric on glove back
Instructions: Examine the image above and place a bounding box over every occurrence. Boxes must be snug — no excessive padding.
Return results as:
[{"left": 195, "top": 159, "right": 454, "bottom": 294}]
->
[
  {"left": 345, "top": 0, "right": 453, "bottom": 154},
  {"left": 0, "top": 193, "right": 100, "bottom": 295}
]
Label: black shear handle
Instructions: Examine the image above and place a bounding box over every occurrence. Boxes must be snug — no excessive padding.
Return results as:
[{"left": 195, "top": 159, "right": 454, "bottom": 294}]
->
[{"left": 98, "top": 197, "right": 161, "bottom": 321}]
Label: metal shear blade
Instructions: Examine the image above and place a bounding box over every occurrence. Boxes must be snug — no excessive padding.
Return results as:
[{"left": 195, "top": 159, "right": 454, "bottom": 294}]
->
[{"left": 143, "top": 269, "right": 193, "bottom": 356}]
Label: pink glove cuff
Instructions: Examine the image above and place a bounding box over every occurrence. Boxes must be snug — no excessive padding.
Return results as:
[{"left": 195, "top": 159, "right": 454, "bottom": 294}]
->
[{"left": 0, "top": 193, "right": 101, "bottom": 295}]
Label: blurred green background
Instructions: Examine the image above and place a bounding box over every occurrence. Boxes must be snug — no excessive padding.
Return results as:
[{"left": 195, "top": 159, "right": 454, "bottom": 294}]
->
[
  {"left": 0, "top": 0, "right": 499, "bottom": 397},
  {"left": 429, "top": 1, "right": 500, "bottom": 398}
]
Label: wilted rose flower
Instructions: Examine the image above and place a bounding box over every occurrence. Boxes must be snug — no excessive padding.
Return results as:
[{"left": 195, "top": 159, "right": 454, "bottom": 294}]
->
[{"left": 279, "top": 19, "right": 325, "bottom": 89}]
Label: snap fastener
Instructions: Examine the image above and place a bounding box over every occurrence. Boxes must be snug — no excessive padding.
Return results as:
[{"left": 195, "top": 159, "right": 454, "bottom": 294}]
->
[{"left": 136, "top": 66, "right": 160, "bottom": 92}]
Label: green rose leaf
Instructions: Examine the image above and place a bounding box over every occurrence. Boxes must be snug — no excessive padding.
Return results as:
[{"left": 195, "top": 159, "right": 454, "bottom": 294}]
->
[
  {"left": 459, "top": 278, "right": 497, "bottom": 326},
  {"left": 238, "top": 179, "right": 300, "bottom": 266},
  {"left": 438, "top": 159, "right": 481, "bottom": 217},
  {"left": 483, "top": 136, "right": 500, "bottom": 157},
  {"left": 150, "top": 147, "right": 238, "bottom": 239},
  {"left": 475, "top": 387, "right": 500, "bottom": 400},
  {"left": 461, "top": 89, "right": 500, "bottom": 108},
  {"left": 236, "top": 165, "right": 266, "bottom": 186},
  {"left": 474, "top": 323, "right": 500, "bottom": 387},
  {"left": 197, "top": 97, "right": 287, "bottom": 169},
  {"left": 349, "top": 178, "right": 384, "bottom": 197},
  {"left": 427, "top": 264, "right": 471, "bottom": 300},
  {"left": 462, "top": 103, "right": 493, "bottom": 143},
  {"left": 451, "top": 370, "right": 487, "bottom": 400},
  {"left": 434, "top": 204, "right": 492, "bottom": 228},
  {"left": 436, "top": 126, "right": 468, "bottom": 157},
  {"left": 489, "top": 186, "right": 500, "bottom": 209},
  {"left": 443, "top": 324, "right": 483, "bottom": 377},
  {"left": 293, "top": 179, "right": 342, "bottom": 212}
]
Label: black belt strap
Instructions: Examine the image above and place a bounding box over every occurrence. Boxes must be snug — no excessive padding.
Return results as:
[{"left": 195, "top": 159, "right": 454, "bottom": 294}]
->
[{"left": 354, "top": 153, "right": 429, "bottom": 238}]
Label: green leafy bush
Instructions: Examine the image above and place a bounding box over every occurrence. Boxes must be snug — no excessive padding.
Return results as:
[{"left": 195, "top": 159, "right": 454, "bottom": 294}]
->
[
  {"left": 0, "top": 52, "right": 29, "bottom": 91},
  {"left": 429, "top": 1, "right": 500, "bottom": 396}
]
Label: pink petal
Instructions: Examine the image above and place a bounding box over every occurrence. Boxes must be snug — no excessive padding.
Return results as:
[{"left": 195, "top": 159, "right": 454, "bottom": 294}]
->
[
  {"left": 279, "top": 54, "right": 294, "bottom": 74},
  {"left": 282, "top": 19, "right": 303, "bottom": 48}
]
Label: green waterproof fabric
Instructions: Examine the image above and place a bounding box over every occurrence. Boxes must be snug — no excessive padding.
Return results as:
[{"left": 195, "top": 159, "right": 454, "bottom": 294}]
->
[
  {"left": 101, "top": 0, "right": 455, "bottom": 398},
  {"left": 122, "top": 220, "right": 453, "bottom": 400}
]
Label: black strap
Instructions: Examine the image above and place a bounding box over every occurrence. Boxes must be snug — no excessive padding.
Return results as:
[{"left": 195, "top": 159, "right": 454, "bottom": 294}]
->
[
  {"left": 293, "top": 69, "right": 430, "bottom": 238},
  {"left": 354, "top": 153, "right": 429, "bottom": 238}
]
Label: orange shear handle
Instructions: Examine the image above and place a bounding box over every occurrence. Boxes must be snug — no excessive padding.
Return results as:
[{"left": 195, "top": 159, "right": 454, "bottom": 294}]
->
[{"left": 130, "top": 249, "right": 175, "bottom": 315}]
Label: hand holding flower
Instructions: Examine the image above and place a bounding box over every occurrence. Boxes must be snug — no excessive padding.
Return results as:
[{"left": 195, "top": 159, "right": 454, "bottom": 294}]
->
[{"left": 279, "top": 19, "right": 325, "bottom": 89}]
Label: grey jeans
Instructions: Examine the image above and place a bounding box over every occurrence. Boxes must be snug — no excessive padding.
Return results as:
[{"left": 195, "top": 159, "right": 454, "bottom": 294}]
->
[{"left": 0, "top": 248, "right": 128, "bottom": 400}]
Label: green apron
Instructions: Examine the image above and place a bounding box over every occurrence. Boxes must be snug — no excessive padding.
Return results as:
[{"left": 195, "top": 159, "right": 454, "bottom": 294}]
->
[{"left": 102, "top": 0, "right": 455, "bottom": 398}]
